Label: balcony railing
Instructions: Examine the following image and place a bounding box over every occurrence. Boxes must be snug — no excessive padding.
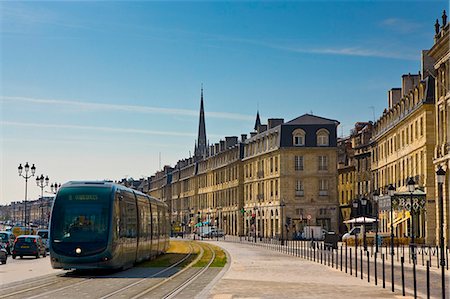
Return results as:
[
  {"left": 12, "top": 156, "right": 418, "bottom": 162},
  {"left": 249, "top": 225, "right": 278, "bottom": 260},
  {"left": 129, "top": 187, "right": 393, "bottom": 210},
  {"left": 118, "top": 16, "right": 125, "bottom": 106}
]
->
[{"left": 295, "top": 190, "right": 304, "bottom": 196}]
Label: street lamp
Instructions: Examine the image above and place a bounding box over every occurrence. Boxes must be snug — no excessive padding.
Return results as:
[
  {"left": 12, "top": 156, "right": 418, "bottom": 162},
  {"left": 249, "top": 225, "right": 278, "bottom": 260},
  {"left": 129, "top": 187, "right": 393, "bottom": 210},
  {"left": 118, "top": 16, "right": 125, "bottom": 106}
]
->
[
  {"left": 373, "top": 190, "right": 380, "bottom": 253},
  {"left": 436, "top": 166, "right": 446, "bottom": 299},
  {"left": 253, "top": 205, "right": 258, "bottom": 243},
  {"left": 407, "top": 176, "right": 418, "bottom": 299},
  {"left": 18, "top": 162, "right": 36, "bottom": 230},
  {"left": 388, "top": 183, "right": 396, "bottom": 293},
  {"left": 280, "top": 200, "right": 286, "bottom": 245},
  {"left": 353, "top": 200, "right": 359, "bottom": 252},
  {"left": 50, "top": 182, "right": 61, "bottom": 194},
  {"left": 360, "top": 197, "right": 368, "bottom": 251},
  {"left": 36, "top": 174, "right": 49, "bottom": 228}
]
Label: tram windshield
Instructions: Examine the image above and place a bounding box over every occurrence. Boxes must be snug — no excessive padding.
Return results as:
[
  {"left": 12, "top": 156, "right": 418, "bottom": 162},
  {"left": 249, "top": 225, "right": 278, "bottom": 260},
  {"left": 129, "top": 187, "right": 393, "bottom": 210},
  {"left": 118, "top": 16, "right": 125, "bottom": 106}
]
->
[{"left": 51, "top": 186, "right": 111, "bottom": 243}]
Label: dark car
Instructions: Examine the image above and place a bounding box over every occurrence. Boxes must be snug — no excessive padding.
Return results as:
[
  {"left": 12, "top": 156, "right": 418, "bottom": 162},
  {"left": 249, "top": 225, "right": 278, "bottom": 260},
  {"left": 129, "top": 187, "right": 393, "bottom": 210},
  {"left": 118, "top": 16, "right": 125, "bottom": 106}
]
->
[
  {"left": 12, "top": 235, "right": 47, "bottom": 259},
  {"left": 0, "top": 244, "right": 7, "bottom": 264},
  {"left": 0, "top": 231, "right": 16, "bottom": 255}
]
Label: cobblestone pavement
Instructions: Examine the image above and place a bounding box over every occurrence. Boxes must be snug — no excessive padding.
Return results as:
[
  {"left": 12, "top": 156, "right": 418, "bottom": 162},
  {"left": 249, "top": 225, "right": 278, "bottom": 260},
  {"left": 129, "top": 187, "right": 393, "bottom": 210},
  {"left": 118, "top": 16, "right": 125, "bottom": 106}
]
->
[{"left": 203, "top": 241, "right": 407, "bottom": 299}]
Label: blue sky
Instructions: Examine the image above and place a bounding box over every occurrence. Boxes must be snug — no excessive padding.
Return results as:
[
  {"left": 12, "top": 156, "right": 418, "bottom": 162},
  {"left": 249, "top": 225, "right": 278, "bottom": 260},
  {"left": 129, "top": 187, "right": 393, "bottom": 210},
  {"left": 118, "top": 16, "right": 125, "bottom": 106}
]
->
[{"left": 1, "top": 1, "right": 447, "bottom": 204}]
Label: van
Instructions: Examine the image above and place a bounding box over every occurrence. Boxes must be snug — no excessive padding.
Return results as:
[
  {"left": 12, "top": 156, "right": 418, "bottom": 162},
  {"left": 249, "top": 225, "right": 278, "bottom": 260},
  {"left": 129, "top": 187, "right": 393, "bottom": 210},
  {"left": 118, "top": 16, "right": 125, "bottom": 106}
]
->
[{"left": 36, "top": 229, "right": 49, "bottom": 251}]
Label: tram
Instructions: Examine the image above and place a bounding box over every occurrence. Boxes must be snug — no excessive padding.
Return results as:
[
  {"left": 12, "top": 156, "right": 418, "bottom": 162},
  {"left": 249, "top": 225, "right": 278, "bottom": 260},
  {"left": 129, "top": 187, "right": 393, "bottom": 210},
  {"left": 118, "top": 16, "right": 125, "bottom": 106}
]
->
[{"left": 49, "top": 181, "right": 169, "bottom": 270}]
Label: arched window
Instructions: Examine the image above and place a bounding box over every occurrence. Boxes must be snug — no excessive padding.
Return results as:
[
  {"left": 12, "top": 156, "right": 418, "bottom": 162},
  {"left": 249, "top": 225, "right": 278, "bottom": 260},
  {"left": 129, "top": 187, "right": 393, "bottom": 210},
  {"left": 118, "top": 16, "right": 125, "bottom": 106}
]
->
[
  {"left": 316, "top": 129, "right": 330, "bottom": 146},
  {"left": 292, "top": 129, "right": 306, "bottom": 146}
]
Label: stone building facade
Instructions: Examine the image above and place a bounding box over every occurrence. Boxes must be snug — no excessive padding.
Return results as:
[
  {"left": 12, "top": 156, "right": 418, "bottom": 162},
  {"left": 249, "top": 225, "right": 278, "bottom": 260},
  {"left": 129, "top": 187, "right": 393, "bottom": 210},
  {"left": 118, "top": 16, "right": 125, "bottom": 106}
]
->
[
  {"left": 146, "top": 89, "right": 341, "bottom": 238},
  {"left": 429, "top": 10, "right": 450, "bottom": 247},
  {"left": 372, "top": 60, "right": 437, "bottom": 244}
]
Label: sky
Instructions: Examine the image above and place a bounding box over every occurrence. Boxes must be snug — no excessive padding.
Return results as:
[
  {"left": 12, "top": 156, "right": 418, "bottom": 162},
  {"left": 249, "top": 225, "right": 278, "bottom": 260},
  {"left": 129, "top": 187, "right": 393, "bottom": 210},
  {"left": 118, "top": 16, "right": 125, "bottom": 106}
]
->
[{"left": 0, "top": 0, "right": 447, "bottom": 205}]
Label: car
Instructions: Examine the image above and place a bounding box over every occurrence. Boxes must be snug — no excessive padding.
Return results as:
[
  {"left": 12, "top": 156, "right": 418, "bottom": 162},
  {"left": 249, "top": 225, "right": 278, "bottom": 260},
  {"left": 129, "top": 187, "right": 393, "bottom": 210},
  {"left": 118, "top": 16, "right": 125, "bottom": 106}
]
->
[
  {"left": 36, "top": 229, "right": 49, "bottom": 251},
  {"left": 12, "top": 235, "right": 47, "bottom": 259},
  {"left": 210, "top": 229, "right": 225, "bottom": 238},
  {"left": 0, "top": 244, "right": 7, "bottom": 264},
  {"left": 0, "top": 231, "right": 16, "bottom": 255},
  {"left": 342, "top": 226, "right": 361, "bottom": 241}
]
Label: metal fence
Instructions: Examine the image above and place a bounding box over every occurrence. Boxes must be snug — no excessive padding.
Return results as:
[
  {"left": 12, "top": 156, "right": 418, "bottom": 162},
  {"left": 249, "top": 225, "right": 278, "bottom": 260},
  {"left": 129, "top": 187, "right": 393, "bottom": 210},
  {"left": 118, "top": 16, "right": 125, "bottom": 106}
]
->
[{"left": 223, "top": 236, "right": 449, "bottom": 299}]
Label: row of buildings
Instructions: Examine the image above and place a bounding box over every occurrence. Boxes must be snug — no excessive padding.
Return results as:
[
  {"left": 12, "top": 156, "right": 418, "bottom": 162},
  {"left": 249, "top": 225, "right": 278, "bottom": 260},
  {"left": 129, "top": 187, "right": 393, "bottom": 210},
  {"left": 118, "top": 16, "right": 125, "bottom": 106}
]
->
[
  {"left": 145, "top": 11, "right": 449, "bottom": 246},
  {"left": 147, "top": 87, "right": 341, "bottom": 239},
  {"left": 338, "top": 11, "right": 449, "bottom": 246},
  {"left": 0, "top": 197, "right": 54, "bottom": 228}
]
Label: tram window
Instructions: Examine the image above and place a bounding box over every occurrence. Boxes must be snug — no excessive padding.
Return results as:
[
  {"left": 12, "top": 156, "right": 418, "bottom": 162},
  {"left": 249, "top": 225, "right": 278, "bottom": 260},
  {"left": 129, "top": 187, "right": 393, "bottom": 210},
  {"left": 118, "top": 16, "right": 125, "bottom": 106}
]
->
[
  {"left": 120, "top": 192, "right": 137, "bottom": 238},
  {"left": 151, "top": 203, "right": 158, "bottom": 239},
  {"left": 51, "top": 186, "right": 111, "bottom": 243}
]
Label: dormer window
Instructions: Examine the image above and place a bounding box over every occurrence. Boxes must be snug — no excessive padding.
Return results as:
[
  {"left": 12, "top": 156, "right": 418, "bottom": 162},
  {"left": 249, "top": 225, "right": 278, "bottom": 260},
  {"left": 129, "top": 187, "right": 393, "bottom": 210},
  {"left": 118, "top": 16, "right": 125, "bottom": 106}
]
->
[
  {"left": 293, "top": 129, "right": 306, "bottom": 146},
  {"left": 316, "top": 129, "right": 330, "bottom": 146}
]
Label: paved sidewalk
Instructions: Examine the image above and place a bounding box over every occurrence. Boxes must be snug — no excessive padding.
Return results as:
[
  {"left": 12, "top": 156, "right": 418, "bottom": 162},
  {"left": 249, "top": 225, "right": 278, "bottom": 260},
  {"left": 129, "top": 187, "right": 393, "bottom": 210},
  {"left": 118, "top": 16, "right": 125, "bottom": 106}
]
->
[{"left": 203, "top": 241, "right": 407, "bottom": 299}]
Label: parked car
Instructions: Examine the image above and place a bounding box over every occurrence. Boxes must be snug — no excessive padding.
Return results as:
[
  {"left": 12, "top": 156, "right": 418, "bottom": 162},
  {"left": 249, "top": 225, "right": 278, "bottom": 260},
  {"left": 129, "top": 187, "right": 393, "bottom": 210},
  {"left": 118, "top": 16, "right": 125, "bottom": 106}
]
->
[
  {"left": 12, "top": 235, "right": 47, "bottom": 259},
  {"left": 36, "top": 229, "right": 49, "bottom": 251},
  {"left": 0, "top": 244, "right": 7, "bottom": 264},
  {"left": 342, "top": 226, "right": 362, "bottom": 241},
  {"left": 0, "top": 231, "right": 16, "bottom": 255},
  {"left": 210, "top": 229, "right": 225, "bottom": 238}
]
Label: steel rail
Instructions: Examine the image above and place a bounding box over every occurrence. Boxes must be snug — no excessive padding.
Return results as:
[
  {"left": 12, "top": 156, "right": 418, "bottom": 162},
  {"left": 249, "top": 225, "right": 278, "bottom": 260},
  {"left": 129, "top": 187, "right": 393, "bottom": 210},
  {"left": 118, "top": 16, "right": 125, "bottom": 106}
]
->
[
  {"left": 99, "top": 242, "right": 196, "bottom": 299},
  {"left": 162, "top": 243, "right": 216, "bottom": 299},
  {"left": 129, "top": 242, "right": 208, "bottom": 299}
]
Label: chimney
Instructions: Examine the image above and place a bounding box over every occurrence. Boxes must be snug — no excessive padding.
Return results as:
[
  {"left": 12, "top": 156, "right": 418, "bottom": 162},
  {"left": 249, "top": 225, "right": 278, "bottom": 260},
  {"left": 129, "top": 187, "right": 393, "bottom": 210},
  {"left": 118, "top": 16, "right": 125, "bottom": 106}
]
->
[
  {"left": 210, "top": 145, "right": 215, "bottom": 156},
  {"left": 215, "top": 143, "right": 220, "bottom": 154},
  {"left": 250, "top": 132, "right": 257, "bottom": 138},
  {"left": 241, "top": 134, "right": 247, "bottom": 142},
  {"left": 388, "top": 88, "right": 402, "bottom": 109},
  {"left": 401, "top": 73, "right": 420, "bottom": 97},
  {"left": 257, "top": 125, "right": 268, "bottom": 133},
  {"left": 421, "top": 50, "right": 436, "bottom": 80},
  {"left": 225, "top": 136, "right": 238, "bottom": 148},
  {"left": 268, "top": 118, "right": 284, "bottom": 129},
  {"left": 220, "top": 140, "right": 225, "bottom": 151}
]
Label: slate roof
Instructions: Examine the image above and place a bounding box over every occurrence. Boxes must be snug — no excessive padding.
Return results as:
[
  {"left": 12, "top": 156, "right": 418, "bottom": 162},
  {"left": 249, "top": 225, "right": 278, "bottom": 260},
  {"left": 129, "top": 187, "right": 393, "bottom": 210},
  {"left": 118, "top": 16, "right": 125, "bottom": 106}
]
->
[{"left": 286, "top": 114, "right": 340, "bottom": 126}]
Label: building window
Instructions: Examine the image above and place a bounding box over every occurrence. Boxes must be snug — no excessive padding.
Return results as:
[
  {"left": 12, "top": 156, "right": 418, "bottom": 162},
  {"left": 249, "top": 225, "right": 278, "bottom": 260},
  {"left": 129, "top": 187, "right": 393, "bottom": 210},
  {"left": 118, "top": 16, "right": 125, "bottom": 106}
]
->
[
  {"left": 295, "top": 180, "right": 304, "bottom": 196},
  {"left": 295, "top": 156, "right": 304, "bottom": 171},
  {"left": 275, "top": 156, "right": 278, "bottom": 172},
  {"left": 293, "top": 129, "right": 306, "bottom": 146},
  {"left": 318, "top": 155, "right": 328, "bottom": 171},
  {"left": 319, "top": 179, "right": 328, "bottom": 196},
  {"left": 316, "top": 129, "right": 330, "bottom": 146}
]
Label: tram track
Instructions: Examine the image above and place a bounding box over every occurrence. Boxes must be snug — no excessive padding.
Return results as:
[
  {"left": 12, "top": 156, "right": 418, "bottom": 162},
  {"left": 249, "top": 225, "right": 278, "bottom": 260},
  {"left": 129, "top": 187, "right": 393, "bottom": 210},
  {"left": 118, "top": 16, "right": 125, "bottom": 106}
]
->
[
  {"left": 0, "top": 241, "right": 220, "bottom": 299},
  {"left": 99, "top": 242, "right": 197, "bottom": 299}
]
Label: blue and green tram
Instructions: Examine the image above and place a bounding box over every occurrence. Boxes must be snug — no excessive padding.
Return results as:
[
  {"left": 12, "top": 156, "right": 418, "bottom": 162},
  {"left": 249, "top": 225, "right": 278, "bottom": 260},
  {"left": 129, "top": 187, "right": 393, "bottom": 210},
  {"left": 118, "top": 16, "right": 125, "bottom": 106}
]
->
[{"left": 49, "top": 181, "right": 169, "bottom": 270}]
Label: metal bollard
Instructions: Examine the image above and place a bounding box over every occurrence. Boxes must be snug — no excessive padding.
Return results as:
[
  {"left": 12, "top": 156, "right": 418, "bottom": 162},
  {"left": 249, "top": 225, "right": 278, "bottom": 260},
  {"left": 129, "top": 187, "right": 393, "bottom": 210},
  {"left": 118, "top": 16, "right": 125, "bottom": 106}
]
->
[
  {"left": 382, "top": 253, "right": 386, "bottom": 289},
  {"left": 401, "top": 256, "right": 405, "bottom": 296},
  {"left": 350, "top": 248, "right": 353, "bottom": 276},
  {"left": 426, "top": 260, "right": 430, "bottom": 299},
  {"left": 367, "top": 251, "right": 370, "bottom": 283}
]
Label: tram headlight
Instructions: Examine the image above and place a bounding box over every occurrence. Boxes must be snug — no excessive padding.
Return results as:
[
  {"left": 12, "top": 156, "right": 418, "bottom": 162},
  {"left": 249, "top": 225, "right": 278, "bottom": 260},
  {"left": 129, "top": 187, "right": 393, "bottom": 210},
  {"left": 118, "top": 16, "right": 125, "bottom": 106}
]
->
[{"left": 75, "top": 247, "right": 81, "bottom": 254}]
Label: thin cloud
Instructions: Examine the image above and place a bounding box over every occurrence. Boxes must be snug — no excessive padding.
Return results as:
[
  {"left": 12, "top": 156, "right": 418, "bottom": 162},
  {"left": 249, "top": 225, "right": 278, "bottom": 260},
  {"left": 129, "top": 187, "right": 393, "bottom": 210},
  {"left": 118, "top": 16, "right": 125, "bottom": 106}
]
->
[
  {"left": 207, "top": 36, "right": 417, "bottom": 61},
  {"left": 1, "top": 120, "right": 195, "bottom": 137},
  {"left": 1, "top": 121, "right": 226, "bottom": 139},
  {"left": 380, "top": 18, "right": 423, "bottom": 34},
  {"left": 0, "top": 96, "right": 254, "bottom": 121}
]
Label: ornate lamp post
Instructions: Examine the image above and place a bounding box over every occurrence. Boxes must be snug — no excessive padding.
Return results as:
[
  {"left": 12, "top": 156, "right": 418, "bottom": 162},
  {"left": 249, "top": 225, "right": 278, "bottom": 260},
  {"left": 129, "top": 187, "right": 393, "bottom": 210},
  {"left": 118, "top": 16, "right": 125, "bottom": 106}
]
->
[
  {"left": 436, "top": 166, "right": 446, "bottom": 299},
  {"left": 388, "top": 184, "right": 396, "bottom": 293},
  {"left": 50, "top": 182, "right": 61, "bottom": 194},
  {"left": 36, "top": 174, "right": 49, "bottom": 228},
  {"left": 280, "top": 200, "right": 286, "bottom": 245},
  {"left": 18, "top": 162, "right": 36, "bottom": 230},
  {"left": 406, "top": 177, "right": 417, "bottom": 298},
  {"left": 373, "top": 190, "right": 380, "bottom": 253},
  {"left": 352, "top": 200, "right": 359, "bottom": 252},
  {"left": 253, "top": 205, "right": 259, "bottom": 243},
  {"left": 360, "top": 197, "right": 368, "bottom": 251}
]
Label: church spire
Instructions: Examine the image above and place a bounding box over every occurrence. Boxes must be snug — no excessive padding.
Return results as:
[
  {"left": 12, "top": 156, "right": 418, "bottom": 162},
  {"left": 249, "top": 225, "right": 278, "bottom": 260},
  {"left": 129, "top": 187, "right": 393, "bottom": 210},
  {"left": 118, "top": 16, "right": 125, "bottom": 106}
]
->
[
  {"left": 254, "top": 110, "right": 261, "bottom": 131},
  {"left": 195, "top": 85, "right": 207, "bottom": 158}
]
